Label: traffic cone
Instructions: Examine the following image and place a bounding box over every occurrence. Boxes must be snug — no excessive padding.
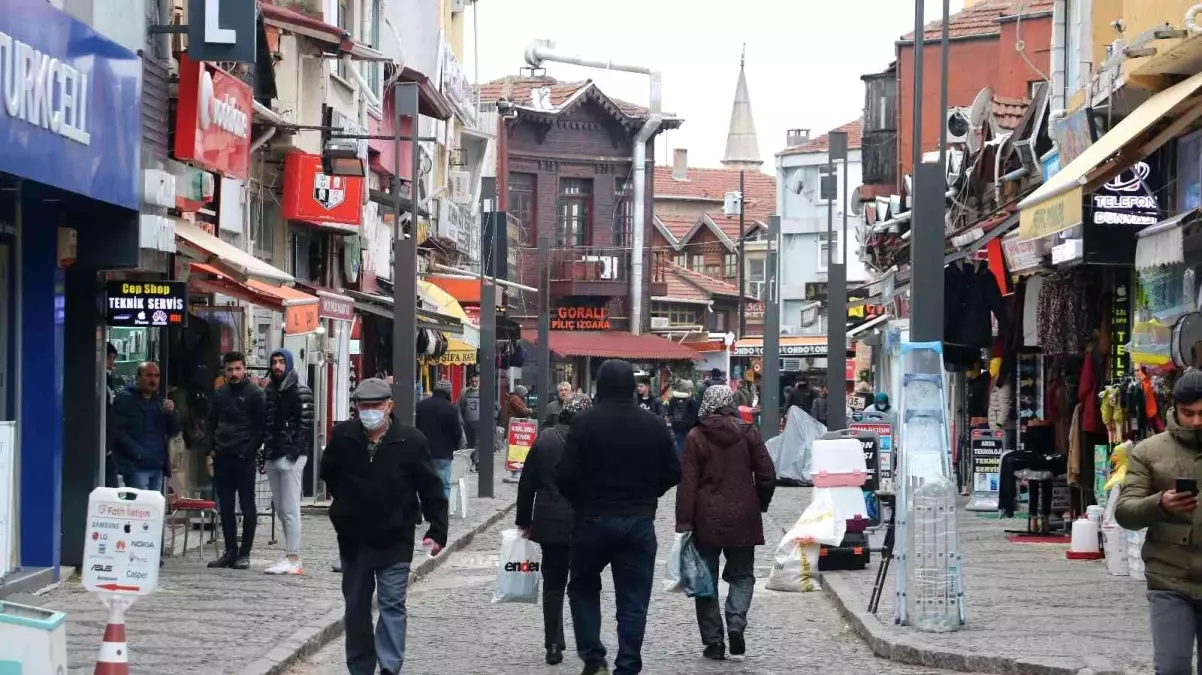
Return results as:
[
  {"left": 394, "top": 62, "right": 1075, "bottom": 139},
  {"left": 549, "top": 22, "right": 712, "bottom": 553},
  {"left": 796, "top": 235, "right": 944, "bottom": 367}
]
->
[{"left": 94, "top": 616, "right": 129, "bottom": 674}]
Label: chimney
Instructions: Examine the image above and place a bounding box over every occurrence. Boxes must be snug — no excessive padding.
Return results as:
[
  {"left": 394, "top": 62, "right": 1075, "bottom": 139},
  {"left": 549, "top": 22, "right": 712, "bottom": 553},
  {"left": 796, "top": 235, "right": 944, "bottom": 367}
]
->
[
  {"left": 672, "top": 148, "right": 688, "bottom": 180},
  {"left": 787, "top": 128, "right": 811, "bottom": 147}
]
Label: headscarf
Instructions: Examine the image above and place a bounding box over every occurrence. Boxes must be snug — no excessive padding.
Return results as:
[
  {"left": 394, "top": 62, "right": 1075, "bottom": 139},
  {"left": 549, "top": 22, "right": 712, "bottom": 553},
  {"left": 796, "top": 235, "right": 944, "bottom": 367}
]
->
[
  {"left": 434, "top": 379, "right": 453, "bottom": 394},
  {"left": 514, "top": 385, "right": 528, "bottom": 397},
  {"left": 699, "top": 383, "right": 736, "bottom": 419},
  {"left": 558, "top": 393, "right": 592, "bottom": 423}
]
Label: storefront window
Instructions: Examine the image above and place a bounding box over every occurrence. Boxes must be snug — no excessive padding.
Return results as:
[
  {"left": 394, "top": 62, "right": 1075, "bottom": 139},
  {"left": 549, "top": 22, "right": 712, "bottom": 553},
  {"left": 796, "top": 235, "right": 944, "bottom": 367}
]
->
[
  {"left": 1178, "top": 130, "right": 1202, "bottom": 212},
  {"left": 106, "top": 327, "right": 160, "bottom": 388}
]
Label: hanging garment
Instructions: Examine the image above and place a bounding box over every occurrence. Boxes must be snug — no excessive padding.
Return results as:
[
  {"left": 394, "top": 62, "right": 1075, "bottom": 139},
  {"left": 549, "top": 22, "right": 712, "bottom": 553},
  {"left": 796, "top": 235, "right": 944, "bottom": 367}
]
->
[
  {"left": 1037, "top": 271, "right": 1095, "bottom": 356},
  {"left": 1068, "top": 403, "right": 1083, "bottom": 485},
  {"left": 989, "top": 380, "right": 1013, "bottom": 429},
  {"left": 1022, "top": 275, "right": 1044, "bottom": 347},
  {"left": 944, "top": 261, "right": 1009, "bottom": 351}
]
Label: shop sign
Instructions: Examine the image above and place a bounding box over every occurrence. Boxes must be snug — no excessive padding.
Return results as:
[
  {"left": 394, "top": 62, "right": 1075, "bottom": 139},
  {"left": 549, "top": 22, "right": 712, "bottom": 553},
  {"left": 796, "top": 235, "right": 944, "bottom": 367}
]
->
[
  {"left": 442, "top": 44, "right": 477, "bottom": 128},
  {"left": 186, "top": 0, "right": 258, "bottom": 63},
  {"left": 282, "top": 152, "right": 365, "bottom": 227},
  {"left": 284, "top": 303, "right": 320, "bottom": 335},
  {"left": 731, "top": 339, "right": 828, "bottom": 358},
  {"left": 328, "top": 107, "right": 369, "bottom": 163},
  {"left": 106, "top": 280, "right": 187, "bottom": 328},
  {"left": 431, "top": 349, "right": 475, "bottom": 365},
  {"left": 1019, "top": 187, "right": 1084, "bottom": 241},
  {"left": 850, "top": 421, "right": 892, "bottom": 493},
  {"left": 966, "top": 429, "right": 1004, "bottom": 511},
  {"left": 174, "top": 54, "right": 251, "bottom": 180},
  {"left": 439, "top": 198, "right": 469, "bottom": 245},
  {"left": 505, "top": 418, "right": 538, "bottom": 472},
  {"left": 82, "top": 487, "right": 165, "bottom": 596},
  {"left": 318, "top": 291, "right": 355, "bottom": 322},
  {"left": 1088, "top": 160, "right": 1161, "bottom": 228},
  {"left": 1001, "top": 231, "right": 1049, "bottom": 272},
  {"left": 745, "top": 301, "right": 765, "bottom": 320},
  {"left": 0, "top": 0, "right": 142, "bottom": 210},
  {"left": 1111, "top": 280, "right": 1131, "bottom": 380},
  {"left": 1051, "top": 107, "right": 1096, "bottom": 165},
  {"left": 551, "top": 306, "right": 611, "bottom": 330}
]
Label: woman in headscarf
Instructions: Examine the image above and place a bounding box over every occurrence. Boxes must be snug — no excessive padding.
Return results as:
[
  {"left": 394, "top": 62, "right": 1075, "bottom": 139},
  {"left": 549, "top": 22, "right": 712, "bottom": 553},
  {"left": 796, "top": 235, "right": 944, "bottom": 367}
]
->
[
  {"left": 675, "top": 385, "right": 777, "bottom": 661},
  {"left": 515, "top": 393, "right": 590, "bottom": 665}
]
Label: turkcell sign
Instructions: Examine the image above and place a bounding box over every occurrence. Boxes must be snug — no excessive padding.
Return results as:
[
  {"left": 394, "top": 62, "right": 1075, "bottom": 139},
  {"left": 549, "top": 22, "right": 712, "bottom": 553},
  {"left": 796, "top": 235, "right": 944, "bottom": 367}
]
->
[{"left": 0, "top": 0, "right": 142, "bottom": 210}]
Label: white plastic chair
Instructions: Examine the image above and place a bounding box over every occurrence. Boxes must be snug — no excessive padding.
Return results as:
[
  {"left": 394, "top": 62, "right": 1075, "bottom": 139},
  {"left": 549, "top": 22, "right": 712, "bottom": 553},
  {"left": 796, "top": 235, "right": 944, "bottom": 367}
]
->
[{"left": 450, "top": 449, "right": 472, "bottom": 519}]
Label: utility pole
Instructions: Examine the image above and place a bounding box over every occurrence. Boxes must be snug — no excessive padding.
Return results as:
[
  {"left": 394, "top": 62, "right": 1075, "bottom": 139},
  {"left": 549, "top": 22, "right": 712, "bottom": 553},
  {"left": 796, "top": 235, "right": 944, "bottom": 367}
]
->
[
  {"left": 737, "top": 169, "right": 746, "bottom": 337},
  {"left": 825, "top": 130, "right": 849, "bottom": 431},
  {"left": 537, "top": 235, "right": 551, "bottom": 425},
  {"left": 391, "top": 83, "right": 421, "bottom": 425},
  {"left": 761, "top": 215, "right": 781, "bottom": 440}
]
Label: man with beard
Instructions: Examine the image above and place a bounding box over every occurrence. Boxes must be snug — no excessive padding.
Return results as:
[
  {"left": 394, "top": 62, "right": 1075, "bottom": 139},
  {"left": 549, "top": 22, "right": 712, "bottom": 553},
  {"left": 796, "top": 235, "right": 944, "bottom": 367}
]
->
[
  {"left": 263, "top": 348, "right": 314, "bottom": 575},
  {"left": 207, "top": 351, "right": 267, "bottom": 570}
]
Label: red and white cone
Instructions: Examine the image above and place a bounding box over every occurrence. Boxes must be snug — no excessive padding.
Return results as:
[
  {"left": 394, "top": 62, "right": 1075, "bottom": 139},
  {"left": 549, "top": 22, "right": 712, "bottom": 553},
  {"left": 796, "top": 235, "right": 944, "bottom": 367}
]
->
[{"left": 94, "top": 599, "right": 131, "bottom": 675}]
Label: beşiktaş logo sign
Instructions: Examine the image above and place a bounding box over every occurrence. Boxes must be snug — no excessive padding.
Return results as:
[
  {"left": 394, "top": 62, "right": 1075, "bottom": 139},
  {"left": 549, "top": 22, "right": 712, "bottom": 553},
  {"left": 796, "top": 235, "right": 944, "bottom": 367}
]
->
[
  {"left": 0, "top": 30, "right": 92, "bottom": 146},
  {"left": 313, "top": 173, "right": 348, "bottom": 210},
  {"left": 1090, "top": 160, "right": 1159, "bottom": 227},
  {"left": 199, "top": 67, "right": 248, "bottom": 140}
]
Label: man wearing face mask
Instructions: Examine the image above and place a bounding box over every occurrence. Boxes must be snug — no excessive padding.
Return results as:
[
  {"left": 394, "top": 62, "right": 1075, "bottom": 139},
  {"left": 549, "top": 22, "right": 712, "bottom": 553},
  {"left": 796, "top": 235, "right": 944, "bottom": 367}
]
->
[
  {"left": 207, "top": 351, "right": 267, "bottom": 570},
  {"left": 1117, "top": 370, "right": 1202, "bottom": 674},
  {"left": 321, "top": 378, "right": 449, "bottom": 675}
]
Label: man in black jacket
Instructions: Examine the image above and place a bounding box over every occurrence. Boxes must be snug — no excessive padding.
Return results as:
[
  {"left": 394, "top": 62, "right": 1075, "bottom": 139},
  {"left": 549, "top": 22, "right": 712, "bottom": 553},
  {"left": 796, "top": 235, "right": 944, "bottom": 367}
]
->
[
  {"left": 207, "top": 351, "right": 267, "bottom": 570},
  {"left": 558, "top": 359, "right": 681, "bottom": 675},
  {"left": 321, "top": 378, "right": 448, "bottom": 675},
  {"left": 415, "top": 379, "right": 462, "bottom": 500},
  {"left": 110, "top": 361, "right": 179, "bottom": 492},
  {"left": 263, "top": 348, "right": 314, "bottom": 575}
]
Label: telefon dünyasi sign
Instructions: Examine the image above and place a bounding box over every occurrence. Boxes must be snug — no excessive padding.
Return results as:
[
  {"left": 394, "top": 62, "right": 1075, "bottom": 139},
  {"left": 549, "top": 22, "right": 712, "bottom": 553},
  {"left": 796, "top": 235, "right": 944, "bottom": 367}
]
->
[{"left": 0, "top": 31, "right": 92, "bottom": 146}]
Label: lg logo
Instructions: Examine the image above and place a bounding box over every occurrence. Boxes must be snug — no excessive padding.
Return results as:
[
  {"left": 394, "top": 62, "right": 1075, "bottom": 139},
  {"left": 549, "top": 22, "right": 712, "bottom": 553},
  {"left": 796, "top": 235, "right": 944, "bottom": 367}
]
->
[{"left": 199, "top": 69, "right": 248, "bottom": 139}]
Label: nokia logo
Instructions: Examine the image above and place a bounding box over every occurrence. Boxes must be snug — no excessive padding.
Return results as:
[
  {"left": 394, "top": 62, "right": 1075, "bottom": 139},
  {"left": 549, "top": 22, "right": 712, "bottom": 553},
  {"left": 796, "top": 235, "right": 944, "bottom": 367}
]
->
[{"left": 131, "top": 540, "right": 156, "bottom": 549}]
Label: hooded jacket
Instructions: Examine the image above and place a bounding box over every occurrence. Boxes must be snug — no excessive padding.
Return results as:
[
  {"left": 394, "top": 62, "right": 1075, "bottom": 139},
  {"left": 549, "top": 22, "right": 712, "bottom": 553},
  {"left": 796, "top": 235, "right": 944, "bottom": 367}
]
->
[
  {"left": 666, "top": 390, "right": 700, "bottom": 434},
  {"left": 515, "top": 423, "right": 574, "bottom": 545},
  {"left": 676, "top": 413, "right": 776, "bottom": 548},
  {"left": 558, "top": 359, "right": 681, "bottom": 518},
  {"left": 415, "top": 389, "right": 463, "bottom": 461},
  {"left": 264, "top": 349, "right": 315, "bottom": 462},
  {"left": 1116, "top": 410, "right": 1202, "bottom": 597}
]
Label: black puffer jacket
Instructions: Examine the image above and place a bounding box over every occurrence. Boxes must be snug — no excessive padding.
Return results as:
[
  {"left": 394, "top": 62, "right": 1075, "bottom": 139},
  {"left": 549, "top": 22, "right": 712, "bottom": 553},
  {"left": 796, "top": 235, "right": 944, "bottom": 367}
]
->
[
  {"left": 208, "top": 379, "right": 266, "bottom": 458},
  {"left": 558, "top": 359, "right": 681, "bottom": 518},
  {"left": 264, "top": 364, "right": 314, "bottom": 462},
  {"left": 415, "top": 390, "right": 463, "bottom": 461},
  {"left": 515, "top": 424, "right": 573, "bottom": 545}
]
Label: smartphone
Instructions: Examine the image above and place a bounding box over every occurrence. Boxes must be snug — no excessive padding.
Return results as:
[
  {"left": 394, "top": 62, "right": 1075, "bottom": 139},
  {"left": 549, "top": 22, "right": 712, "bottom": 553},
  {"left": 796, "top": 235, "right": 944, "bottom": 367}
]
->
[{"left": 1176, "top": 477, "right": 1198, "bottom": 496}]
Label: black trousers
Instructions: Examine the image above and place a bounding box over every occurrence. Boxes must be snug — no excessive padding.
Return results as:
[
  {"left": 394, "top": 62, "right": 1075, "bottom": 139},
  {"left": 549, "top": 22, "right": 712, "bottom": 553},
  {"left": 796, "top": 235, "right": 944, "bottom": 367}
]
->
[
  {"left": 541, "top": 543, "right": 570, "bottom": 650},
  {"left": 213, "top": 452, "right": 257, "bottom": 556}
]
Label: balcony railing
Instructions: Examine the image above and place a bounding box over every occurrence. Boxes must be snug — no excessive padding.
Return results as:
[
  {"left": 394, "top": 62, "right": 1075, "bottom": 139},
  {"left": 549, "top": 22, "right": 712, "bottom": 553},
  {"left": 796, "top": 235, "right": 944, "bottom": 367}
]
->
[{"left": 549, "top": 246, "right": 631, "bottom": 284}]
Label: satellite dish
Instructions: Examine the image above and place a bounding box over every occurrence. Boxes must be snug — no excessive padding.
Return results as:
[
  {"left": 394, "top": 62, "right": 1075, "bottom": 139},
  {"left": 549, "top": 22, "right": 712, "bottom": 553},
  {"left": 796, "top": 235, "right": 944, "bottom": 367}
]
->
[
  {"left": 967, "top": 87, "right": 993, "bottom": 153},
  {"left": 904, "top": 174, "right": 913, "bottom": 197},
  {"left": 787, "top": 170, "right": 805, "bottom": 195},
  {"left": 849, "top": 186, "right": 863, "bottom": 215}
]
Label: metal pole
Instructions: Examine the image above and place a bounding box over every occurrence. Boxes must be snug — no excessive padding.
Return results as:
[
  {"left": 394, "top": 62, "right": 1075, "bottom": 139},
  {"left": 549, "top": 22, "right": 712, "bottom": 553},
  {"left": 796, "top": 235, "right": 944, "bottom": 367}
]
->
[
  {"left": 761, "top": 215, "right": 782, "bottom": 441},
  {"left": 478, "top": 211, "right": 498, "bottom": 498},
  {"left": 392, "top": 83, "right": 420, "bottom": 424},
  {"left": 938, "top": 0, "right": 950, "bottom": 170},
  {"left": 537, "top": 235, "right": 551, "bottom": 425},
  {"left": 738, "top": 169, "right": 746, "bottom": 337},
  {"left": 912, "top": 0, "right": 925, "bottom": 174}
]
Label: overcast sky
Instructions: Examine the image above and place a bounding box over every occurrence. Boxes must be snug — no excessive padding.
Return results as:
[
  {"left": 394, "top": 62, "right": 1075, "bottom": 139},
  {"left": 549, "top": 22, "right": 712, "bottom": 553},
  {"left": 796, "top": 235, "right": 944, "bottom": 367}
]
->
[{"left": 464, "top": 0, "right": 966, "bottom": 171}]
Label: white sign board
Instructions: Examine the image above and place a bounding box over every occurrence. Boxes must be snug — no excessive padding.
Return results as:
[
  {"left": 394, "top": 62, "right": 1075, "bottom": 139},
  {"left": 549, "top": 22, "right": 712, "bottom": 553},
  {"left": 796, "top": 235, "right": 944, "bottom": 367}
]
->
[
  {"left": 0, "top": 421, "right": 14, "bottom": 579},
  {"left": 82, "top": 488, "right": 165, "bottom": 596}
]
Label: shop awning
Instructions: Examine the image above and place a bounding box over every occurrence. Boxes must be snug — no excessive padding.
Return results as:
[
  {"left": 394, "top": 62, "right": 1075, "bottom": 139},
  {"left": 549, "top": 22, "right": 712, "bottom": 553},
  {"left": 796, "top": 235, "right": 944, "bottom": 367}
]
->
[
  {"left": 175, "top": 220, "right": 294, "bottom": 285},
  {"left": 427, "top": 274, "right": 483, "bottom": 304},
  {"left": 417, "top": 280, "right": 480, "bottom": 348},
  {"left": 346, "top": 289, "right": 464, "bottom": 335},
  {"left": 190, "top": 263, "right": 320, "bottom": 334},
  {"left": 1135, "top": 208, "right": 1202, "bottom": 270},
  {"left": 1018, "top": 69, "right": 1202, "bottom": 241},
  {"left": 260, "top": 2, "right": 388, "bottom": 61},
  {"left": 732, "top": 336, "right": 830, "bottom": 358},
  {"left": 524, "top": 331, "right": 702, "bottom": 362}
]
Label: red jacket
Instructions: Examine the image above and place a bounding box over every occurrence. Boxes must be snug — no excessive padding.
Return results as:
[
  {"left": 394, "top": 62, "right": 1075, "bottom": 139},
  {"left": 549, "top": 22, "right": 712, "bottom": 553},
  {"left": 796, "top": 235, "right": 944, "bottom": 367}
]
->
[{"left": 1078, "top": 352, "right": 1104, "bottom": 435}]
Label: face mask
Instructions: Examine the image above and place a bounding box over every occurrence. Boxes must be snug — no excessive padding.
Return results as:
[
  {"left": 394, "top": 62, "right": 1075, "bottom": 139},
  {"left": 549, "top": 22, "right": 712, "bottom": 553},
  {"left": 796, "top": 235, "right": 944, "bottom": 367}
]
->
[{"left": 359, "top": 409, "right": 387, "bottom": 430}]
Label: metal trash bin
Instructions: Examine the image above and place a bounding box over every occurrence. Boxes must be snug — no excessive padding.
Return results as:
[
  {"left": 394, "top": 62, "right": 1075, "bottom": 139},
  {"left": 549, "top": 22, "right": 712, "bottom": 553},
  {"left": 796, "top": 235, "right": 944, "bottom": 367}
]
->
[{"left": 0, "top": 601, "right": 68, "bottom": 674}]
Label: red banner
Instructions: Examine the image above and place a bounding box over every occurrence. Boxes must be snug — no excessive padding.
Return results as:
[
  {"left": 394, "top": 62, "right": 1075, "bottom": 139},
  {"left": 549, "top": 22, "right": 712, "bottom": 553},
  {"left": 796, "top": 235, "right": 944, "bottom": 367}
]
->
[
  {"left": 505, "top": 418, "right": 538, "bottom": 472},
  {"left": 281, "top": 151, "right": 365, "bottom": 227},
  {"left": 174, "top": 54, "right": 252, "bottom": 180}
]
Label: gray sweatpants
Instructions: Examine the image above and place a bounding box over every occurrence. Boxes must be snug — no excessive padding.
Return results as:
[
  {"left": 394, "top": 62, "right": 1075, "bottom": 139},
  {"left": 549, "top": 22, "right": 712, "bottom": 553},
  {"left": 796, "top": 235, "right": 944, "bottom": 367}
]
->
[
  {"left": 1149, "top": 589, "right": 1202, "bottom": 674},
  {"left": 266, "top": 456, "right": 307, "bottom": 556}
]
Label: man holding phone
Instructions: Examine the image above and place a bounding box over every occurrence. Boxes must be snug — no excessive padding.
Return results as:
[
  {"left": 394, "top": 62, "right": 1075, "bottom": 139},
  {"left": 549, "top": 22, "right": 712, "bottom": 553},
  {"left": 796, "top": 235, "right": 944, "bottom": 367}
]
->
[{"left": 1116, "top": 370, "right": 1202, "bottom": 674}]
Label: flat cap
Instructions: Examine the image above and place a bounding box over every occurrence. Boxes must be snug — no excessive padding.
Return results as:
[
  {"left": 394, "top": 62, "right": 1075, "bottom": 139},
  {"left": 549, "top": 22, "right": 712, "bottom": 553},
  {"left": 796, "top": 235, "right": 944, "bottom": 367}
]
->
[{"left": 352, "top": 377, "right": 393, "bottom": 402}]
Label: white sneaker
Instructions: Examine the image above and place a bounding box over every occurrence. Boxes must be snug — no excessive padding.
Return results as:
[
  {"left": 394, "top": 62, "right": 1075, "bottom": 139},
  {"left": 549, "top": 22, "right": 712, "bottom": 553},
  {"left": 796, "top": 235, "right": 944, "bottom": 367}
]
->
[
  {"left": 282, "top": 559, "right": 304, "bottom": 575},
  {"left": 264, "top": 559, "right": 291, "bottom": 575}
]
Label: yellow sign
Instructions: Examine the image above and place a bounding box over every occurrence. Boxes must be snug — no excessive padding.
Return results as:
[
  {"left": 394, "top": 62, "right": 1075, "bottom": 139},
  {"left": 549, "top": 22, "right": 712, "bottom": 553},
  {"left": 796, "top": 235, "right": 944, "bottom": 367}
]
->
[
  {"left": 1019, "top": 186, "right": 1084, "bottom": 241},
  {"left": 430, "top": 349, "right": 476, "bottom": 365}
]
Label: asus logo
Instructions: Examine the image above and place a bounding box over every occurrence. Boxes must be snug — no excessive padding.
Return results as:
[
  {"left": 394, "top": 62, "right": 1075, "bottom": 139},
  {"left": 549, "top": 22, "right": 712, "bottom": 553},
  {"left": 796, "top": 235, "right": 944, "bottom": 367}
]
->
[{"left": 90, "top": 564, "right": 113, "bottom": 572}]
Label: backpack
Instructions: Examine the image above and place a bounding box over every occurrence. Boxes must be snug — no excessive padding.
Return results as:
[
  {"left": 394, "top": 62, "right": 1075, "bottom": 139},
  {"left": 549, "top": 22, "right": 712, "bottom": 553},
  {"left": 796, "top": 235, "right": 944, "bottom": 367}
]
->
[{"left": 669, "top": 397, "right": 689, "bottom": 424}]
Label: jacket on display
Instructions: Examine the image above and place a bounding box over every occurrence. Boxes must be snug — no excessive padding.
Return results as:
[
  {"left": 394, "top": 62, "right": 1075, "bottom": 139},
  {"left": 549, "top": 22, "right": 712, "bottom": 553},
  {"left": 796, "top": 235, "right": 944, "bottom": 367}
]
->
[
  {"left": 944, "top": 261, "right": 1008, "bottom": 352},
  {"left": 264, "top": 349, "right": 314, "bottom": 462},
  {"left": 415, "top": 390, "right": 464, "bottom": 461},
  {"left": 515, "top": 424, "right": 574, "bottom": 545}
]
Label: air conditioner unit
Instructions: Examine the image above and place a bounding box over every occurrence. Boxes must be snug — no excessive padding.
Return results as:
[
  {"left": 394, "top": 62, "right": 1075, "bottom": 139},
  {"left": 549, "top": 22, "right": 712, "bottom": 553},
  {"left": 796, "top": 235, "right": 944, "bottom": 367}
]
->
[
  {"left": 723, "top": 191, "right": 742, "bottom": 216},
  {"left": 582, "top": 255, "right": 620, "bottom": 280},
  {"left": 650, "top": 316, "right": 670, "bottom": 330},
  {"left": 945, "top": 107, "right": 971, "bottom": 144},
  {"left": 782, "top": 358, "right": 803, "bottom": 372}
]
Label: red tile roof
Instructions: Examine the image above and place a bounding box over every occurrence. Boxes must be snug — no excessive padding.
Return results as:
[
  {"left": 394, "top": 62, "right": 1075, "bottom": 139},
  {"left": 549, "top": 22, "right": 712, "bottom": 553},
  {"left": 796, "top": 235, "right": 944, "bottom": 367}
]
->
[
  {"left": 663, "top": 262, "right": 743, "bottom": 299},
  {"left": 653, "top": 166, "right": 776, "bottom": 242},
  {"left": 992, "top": 94, "right": 1029, "bottom": 131},
  {"left": 656, "top": 215, "right": 696, "bottom": 241},
  {"left": 778, "top": 119, "right": 863, "bottom": 156},
  {"left": 475, "top": 75, "right": 650, "bottom": 117},
  {"left": 525, "top": 330, "right": 702, "bottom": 361},
  {"left": 903, "top": 0, "right": 1053, "bottom": 41}
]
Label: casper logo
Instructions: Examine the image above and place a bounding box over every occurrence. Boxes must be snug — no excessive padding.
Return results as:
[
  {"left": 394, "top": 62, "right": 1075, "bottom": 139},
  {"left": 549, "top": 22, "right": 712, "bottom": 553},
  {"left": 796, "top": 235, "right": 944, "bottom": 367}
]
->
[{"left": 504, "top": 560, "right": 540, "bottom": 573}]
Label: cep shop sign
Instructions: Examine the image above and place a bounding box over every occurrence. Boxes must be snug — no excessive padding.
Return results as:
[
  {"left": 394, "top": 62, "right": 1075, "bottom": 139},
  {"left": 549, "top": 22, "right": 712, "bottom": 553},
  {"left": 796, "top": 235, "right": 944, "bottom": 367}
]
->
[
  {"left": 187, "top": 0, "right": 258, "bottom": 63},
  {"left": 106, "top": 280, "right": 188, "bottom": 328},
  {"left": 1084, "top": 158, "right": 1162, "bottom": 265}
]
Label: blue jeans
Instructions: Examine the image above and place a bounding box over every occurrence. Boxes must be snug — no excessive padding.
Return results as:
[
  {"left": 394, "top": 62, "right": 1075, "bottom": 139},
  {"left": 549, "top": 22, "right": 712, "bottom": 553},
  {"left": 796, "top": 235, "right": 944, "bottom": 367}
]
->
[
  {"left": 342, "top": 554, "right": 411, "bottom": 675},
  {"left": 121, "top": 468, "right": 163, "bottom": 492},
  {"left": 432, "top": 458, "right": 453, "bottom": 501},
  {"left": 568, "top": 516, "right": 658, "bottom": 675}
]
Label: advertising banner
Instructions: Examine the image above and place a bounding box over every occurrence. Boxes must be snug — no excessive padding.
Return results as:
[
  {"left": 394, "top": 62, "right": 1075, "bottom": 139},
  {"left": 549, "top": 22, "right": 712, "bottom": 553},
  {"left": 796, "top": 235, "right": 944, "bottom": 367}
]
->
[
  {"left": 82, "top": 487, "right": 165, "bottom": 596},
  {"left": 174, "top": 54, "right": 251, "bottom": 180},
  {"left": 966, "top": 429, "right": 1004, "bottom": 511},
  {"left": 850, "top": 421, "right": 893, "bottom": 491},
  {"left": 505, "top": 418, "right": 538, "bottom": 472}
]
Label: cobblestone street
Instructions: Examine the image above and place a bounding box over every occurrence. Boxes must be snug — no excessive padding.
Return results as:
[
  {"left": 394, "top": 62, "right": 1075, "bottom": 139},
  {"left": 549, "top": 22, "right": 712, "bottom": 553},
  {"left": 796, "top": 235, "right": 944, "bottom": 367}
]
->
[{"left": 288, "top": 488, "right": 970, "bottom": 675}]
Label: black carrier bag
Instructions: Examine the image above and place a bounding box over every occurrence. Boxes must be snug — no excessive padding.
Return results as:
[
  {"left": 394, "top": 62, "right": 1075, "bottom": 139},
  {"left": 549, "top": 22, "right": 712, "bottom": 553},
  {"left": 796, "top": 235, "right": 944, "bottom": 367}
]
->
[{"left": 818, "top": 531, "right": 871, "bottom": 571}]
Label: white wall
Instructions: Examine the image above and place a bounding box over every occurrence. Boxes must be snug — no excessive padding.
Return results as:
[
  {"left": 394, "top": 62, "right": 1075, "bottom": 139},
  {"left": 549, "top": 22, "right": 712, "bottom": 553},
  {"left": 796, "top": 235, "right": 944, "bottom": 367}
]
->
[
  {"left": 62, "top": 0, "right": 148, "bottom": 54},
  {"left": 381, "top": 0, "right": 442, "bottom": 77}
]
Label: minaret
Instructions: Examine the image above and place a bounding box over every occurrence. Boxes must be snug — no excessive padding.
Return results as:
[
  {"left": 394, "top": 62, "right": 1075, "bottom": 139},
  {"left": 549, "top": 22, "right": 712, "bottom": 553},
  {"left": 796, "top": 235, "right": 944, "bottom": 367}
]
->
[{"left": 721, "top": 45, "right": 763, "bottom": 171}]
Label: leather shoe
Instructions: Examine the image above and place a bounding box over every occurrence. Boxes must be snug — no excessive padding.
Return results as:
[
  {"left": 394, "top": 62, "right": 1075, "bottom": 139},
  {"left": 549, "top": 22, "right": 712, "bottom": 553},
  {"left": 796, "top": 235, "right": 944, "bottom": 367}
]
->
[{"left": 545, "top": 645, "right": 563, "bottom": 665}]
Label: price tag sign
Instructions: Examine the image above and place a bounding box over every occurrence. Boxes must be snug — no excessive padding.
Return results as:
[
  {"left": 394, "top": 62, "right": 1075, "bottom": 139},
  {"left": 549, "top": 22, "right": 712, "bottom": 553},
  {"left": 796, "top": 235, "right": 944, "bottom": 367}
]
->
[
  {"left": 505, "top": 418, "right": 538, "bottom": 472},
  {"left": 966, "top": 429, "right": 1004, "bottom": 512},
  {"left": 82, "top": 487, "right": 165, "bottom": 596}
]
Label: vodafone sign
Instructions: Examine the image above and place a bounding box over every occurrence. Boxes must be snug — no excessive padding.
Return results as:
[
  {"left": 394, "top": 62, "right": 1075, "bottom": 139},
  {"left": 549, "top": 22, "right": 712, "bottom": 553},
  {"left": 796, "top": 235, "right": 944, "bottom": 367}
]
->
[{"left": 174, "top": 53, "right": 251, "bottom": 180}]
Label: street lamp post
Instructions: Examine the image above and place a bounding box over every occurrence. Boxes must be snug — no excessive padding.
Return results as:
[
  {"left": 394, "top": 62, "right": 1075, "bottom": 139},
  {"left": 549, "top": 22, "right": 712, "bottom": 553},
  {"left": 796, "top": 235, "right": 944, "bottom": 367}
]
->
[
  {"left": 738, "top": 169, "right": 746, "bottom": 337},
  {"left": 391, "top": 83, "right": 421, "bottom": 424},
  {"left": 825, "top": 130, "right": 849, "bottom": 431}
]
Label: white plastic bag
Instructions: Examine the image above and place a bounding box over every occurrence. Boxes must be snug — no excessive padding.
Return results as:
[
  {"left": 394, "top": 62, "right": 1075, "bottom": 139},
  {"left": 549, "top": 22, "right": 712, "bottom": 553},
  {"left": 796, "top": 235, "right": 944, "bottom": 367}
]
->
[
  {"left": 766, "top": 534, "right": 820, "bottom": 592},
  {"left": 792, "top": 489, "right": 847, "bottom": 547},
  {"left": 662, "top": 533, "right": 686, "bottom": 593},
  {"left": 1126, "top": 528, "right": 1147, "bottom": 582},
  {"left": 1101, "top": 485, "right": 1129, "bottom": 576},
  {"left": 493, "top": 528, "right": 541, "bottom": 604}
]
